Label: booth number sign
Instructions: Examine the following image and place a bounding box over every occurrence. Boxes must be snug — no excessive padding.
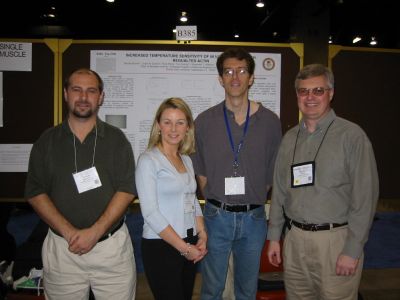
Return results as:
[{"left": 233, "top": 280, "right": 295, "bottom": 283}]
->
[{"left": 176, "top": 26, "right": 197, "bottom": 41}]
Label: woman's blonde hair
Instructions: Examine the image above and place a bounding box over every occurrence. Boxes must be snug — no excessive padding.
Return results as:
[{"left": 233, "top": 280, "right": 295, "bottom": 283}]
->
[{"left": 147, "top": 97, "right": 195, "bottom": 155}]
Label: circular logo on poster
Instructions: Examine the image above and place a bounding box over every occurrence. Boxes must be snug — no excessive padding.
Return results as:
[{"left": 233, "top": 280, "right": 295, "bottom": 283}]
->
[{"left": 263, "top": 58, "right": 275, "bottom": 71}]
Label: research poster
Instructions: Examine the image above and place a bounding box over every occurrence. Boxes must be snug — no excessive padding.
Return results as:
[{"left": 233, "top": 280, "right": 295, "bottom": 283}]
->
[
  {"left": 90, "top": 50, "right": 281, "bottom": 160},
  {"left": 0, "top": 144, "right": 33, "bottom": 172}
]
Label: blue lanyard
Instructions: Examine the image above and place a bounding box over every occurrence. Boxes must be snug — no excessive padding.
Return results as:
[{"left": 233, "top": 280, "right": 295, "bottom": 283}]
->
[{"left": 223, "top": 100, "right": 250, "bottom": 175}]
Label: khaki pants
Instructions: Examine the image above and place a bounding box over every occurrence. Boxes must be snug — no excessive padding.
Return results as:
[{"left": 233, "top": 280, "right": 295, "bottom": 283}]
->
[
  {"left": 283, "top": 226, "right": 363, "bottom": 300},
  {"left": 42, "top": 224, "right": 136, "bottom": 300}
]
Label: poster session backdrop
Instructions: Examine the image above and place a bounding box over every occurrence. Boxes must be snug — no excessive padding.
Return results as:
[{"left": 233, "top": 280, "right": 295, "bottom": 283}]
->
[
  {"left": 62, "top": 41, "right": 302, "bottom": 166},
  {"left": 0, "top": 40, "right": 302, "bottom": 198},
  {"left": 0, "top": 40, "right": 54, "bottom": 198},
  {"left": 1, "top": 41, "right": 399, "bottom": 201}
]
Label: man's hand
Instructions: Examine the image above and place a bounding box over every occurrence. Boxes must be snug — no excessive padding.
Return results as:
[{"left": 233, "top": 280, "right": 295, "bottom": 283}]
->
[
  {"left": 336, "top": 254, "right": 359, "bottom": 276},
  {"left": 68, "top": 191, "right": 134, "bottom": 255},
  {"left": 196, "top": 230, "right": 207, "bottom": 252},
  {"left": 193, "top": 230, "right": 208, "bottom": 263},
  {"left": 68, "top": 228, "right": 102, "bottom": 255},
  {"left": 267, "top": 240, "right": 282, "bottom": 267}
]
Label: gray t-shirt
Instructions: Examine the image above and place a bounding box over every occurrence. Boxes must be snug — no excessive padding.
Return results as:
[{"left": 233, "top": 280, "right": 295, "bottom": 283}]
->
[{"left": 192, "top": 101, "right": 282, "bottom": 205}]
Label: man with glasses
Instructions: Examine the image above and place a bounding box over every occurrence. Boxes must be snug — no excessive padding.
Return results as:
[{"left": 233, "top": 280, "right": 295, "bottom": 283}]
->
[
  {"left": 192, "top": 48, "right": 282, "bottom": 299},
  {"left": 267, "top": 64, "right": 379, "bottom": 299}
]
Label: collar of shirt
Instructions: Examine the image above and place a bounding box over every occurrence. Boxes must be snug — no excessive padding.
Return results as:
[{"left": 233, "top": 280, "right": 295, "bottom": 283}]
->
[
  {"left": 299, "top": 109, "right": 336, "bottom": 135},
  {"left": 62, "top": 117, "right": 106, "bottom": 138}
]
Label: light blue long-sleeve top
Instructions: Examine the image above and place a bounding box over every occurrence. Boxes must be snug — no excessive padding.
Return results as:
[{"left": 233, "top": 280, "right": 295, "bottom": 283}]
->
[{"left": 136, "top": 147, "right": 203, "bottom": 239}]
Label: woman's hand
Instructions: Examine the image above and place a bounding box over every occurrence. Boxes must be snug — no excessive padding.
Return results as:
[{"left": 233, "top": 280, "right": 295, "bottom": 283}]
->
[{"left": 182, "top": 243, "right": 207, "bottom": 263}]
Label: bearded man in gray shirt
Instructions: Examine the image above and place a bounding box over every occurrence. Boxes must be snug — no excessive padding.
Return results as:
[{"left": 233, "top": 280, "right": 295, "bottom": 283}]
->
[{"left": 267, "top": 64, "right": 379, "bottom": 300}]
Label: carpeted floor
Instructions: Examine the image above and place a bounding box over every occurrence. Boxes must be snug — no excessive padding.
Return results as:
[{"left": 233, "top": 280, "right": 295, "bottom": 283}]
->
[
  {"left": 4, "top": 199, "right": 400, "bottom": 299},
  {"left": 364, "top": 211, "right": 400, "bottom": 269}
]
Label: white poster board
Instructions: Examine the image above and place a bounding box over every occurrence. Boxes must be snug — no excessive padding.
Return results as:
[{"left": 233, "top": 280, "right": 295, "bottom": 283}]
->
[
  {"left": 0, "top": 42, "right": 32, "bottom": 71},
  {"left": 0, "top": 144, "right": 33, "bottom": 172},
  {"left": 90, "top": 50, "right": 281, "bottom": 161}
]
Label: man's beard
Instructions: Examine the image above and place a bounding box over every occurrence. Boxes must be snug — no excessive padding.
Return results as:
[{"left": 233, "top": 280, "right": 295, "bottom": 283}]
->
[
  {"left": 71, "top": 102, "right": 99, "bottom": 119},
  {"left": 72, "top": 108, "right": 94, "bottom": 118}
]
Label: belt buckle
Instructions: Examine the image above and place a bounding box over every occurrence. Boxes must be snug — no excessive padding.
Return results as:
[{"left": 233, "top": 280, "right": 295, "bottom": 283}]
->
[{"left": 310, "top": 224, "right": 318, "bottom": 231}]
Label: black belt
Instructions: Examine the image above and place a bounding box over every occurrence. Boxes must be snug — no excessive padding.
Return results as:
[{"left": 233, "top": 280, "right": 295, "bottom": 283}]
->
[
  {"left": 207, "top": 199, "right": 262, "bottom": 213},
  {"left": 98, "top": 219, "right": 124, "bottom": 242},
  {"left": 287, "top": 217, "right": 348, "bottom": 232}
]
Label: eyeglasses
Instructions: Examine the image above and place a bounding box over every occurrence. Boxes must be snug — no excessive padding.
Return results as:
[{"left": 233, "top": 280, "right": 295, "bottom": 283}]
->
[
  {"left": 223, "top": 67, "right": 249, "bottom": 77},
  {"left": 296, "top": 87, "right": 331, "bottom": 97}
]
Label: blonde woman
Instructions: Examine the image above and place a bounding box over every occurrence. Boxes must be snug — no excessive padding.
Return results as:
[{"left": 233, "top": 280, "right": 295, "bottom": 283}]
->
[{"left": 136, "top": 97, "right": 207, "bottom": 300}]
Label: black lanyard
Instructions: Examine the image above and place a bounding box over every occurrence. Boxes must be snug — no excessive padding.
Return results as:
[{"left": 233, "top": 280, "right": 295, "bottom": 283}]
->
[
  {"left": 223, "top": 100, "right": 250, "bottom": 176},
  {"left": 292, "top": 119, "right": 335, "bottom": 164}
]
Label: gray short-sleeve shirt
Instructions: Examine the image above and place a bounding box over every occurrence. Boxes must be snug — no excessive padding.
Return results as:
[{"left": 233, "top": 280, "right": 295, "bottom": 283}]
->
[{"left": 192, "top": 101, "right": 282, "bottom": 205}]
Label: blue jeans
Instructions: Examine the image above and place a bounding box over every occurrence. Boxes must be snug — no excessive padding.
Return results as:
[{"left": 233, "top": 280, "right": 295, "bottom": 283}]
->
[{"left": 200, "top": 202, "right": 267, "bottom": 300}]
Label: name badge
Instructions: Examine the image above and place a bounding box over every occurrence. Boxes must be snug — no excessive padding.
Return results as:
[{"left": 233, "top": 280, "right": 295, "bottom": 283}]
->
[
  {"left": 291, "top": 161, "right": 315, "bottom": 188},
  {"left": 225, "top": 176, "right": 245, "bottom": 195},
  {"left": 184, "top": 193, "right": 195, "bottom": 213},
  {"left": 72, "top": 166, "right": 102, "bottom": 194}
]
